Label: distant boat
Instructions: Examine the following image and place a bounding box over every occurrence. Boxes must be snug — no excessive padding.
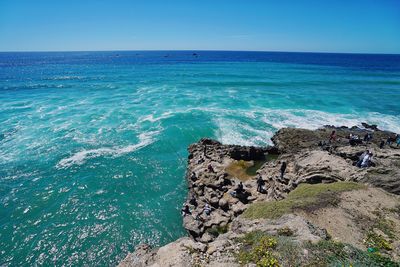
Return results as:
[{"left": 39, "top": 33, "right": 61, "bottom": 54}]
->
[{"left": 192, "top": 53, "right": 198, "bottom": 57}]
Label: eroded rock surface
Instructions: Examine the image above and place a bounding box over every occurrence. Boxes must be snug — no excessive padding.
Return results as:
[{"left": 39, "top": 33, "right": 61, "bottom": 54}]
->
[{"left": 120, "top": 124, "right": 400, "bottom": 266}]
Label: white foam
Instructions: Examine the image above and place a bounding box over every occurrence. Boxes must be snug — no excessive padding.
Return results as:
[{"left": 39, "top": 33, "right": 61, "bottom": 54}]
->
[
  {"left": 212, "top": 108, "right": 400, "bottom": 146},
  {"left": 261, "top": 109, "right": 400, "bottom": 134},
  {"left": 56, "top": 130, "right": 159, "bottom": 168},
  {"left": 213, "top": 118, "right": 273, "bottom": 147},
  {"left": 138, "top": 111, "right": 173, "bottom": 123}
]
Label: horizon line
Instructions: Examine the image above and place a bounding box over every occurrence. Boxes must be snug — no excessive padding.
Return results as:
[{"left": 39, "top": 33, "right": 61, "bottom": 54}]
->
[{"left": 0, "top": 49, "right": 399, "bottom": 56}]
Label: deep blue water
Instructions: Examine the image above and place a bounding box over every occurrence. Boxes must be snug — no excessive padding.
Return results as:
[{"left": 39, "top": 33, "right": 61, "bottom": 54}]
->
[{"left": 1, "top": 51, "right": 400, "bottom": 266}]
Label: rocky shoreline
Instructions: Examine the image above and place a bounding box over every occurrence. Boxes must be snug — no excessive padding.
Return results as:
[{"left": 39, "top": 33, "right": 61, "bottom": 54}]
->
[{"left": 119, "top": 124, "right": 400, "bottom": 267}]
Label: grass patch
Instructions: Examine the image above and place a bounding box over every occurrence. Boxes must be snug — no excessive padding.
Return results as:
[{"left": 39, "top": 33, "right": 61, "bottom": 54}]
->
[
  {"left": 305, "top": 239, "right": 399, "bottom": 267},
  {"left": 374, "top": 218, "right": 396, "bottom": 239},
  {"left": 235, "top": 232, "right": 399, "bottom": 266},
  {"left": 236, "top": 231, "right": 279, "bottom": 266},
  {"left": 365, "top": 231, "right": 393, "bottom": 251},
  {"left": 243, "top": 182, "right": 365, "bottom": 220}
]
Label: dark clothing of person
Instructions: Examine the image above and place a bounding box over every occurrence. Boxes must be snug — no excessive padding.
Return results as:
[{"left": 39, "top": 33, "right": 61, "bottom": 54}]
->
[
  {"left": 256, "top": 176, "right": 264, "bottom": 192},
  {"left": 236, "top": 182, "right": 244, "bottom": 194},
  {"left": 190, "top": 172, "right": 197, "bottom": 181},
  {"left": 189, "top": 196, "right": 198, "bottom": 207},
  {"left": 181, "top": 205, "right": 191, "bottom": 216},
  {"left": 386, "top": 137, "right": 393, "bottom": 146},
  {"left": 280, "top": 162, "right": 287, "bottom": 179},
  {"left": 380, "top": 140, "right": 385, "bottom": 149},
  {"left": 207, "top": 164, "right": 214, "bottom": 173}
]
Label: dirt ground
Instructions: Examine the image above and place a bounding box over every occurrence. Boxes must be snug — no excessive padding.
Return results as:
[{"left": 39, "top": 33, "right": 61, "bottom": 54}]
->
[{"left": 297, "top": 186, "right": 400, "bottom": 261}]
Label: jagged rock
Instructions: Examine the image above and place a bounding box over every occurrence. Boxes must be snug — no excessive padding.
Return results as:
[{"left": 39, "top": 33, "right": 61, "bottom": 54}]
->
[
  {"left": 218, "top": 198, "right": 229, "bottom": 210},
  {"left": 200, "top": 232, "right": 214, "bottom": 243},
  {"left": 120, "top": 124, "right": 400, "bottom": 266},
  {"left": 183, "top": 216, "right": 203, "bottom": 238},
  {"left": 203, "top": 212, "right": 230, "bottom": 228},
  {"left": 361, "top": 122, "right": 379, "bottom": 130},
  {"left": 231, "top": 202, "right": 247, "bottom": 216}
]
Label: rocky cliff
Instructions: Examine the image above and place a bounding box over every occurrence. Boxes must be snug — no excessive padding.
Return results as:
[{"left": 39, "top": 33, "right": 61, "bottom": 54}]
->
[{"left": 119, "top": 124, "right": 400, "bottom": 267}]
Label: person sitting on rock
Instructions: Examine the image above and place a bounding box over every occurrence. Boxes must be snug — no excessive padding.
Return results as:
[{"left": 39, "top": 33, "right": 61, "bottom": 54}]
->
[
  {"left": 181, "top": 205, "right": 191, "bottom": 216},
  {"left": 380, "top": 140, "right": 385, "bottom": 149},
  {"left": 280, "top": 162, "right": 287, "bottom": 179},
  {"left": 189, "top": 196, "right": 198, "bottom": 207},
  {"left": 207, "top": 164, "right": 215, "bottom": 173},
  {"left": 203, "top": 203, "right": 212, "bottom": 215},
  {"left": 356, "top": 150, "right": 369, "bottom": 168},
  {"left": 363, "top": 133, "right": 372, "bottom": 142},
  {"left": 386, "top": 137, "right": 393, "bottom": 146},
  {"left": 329, "top": 130, "right": 337, "bottom": 143},
  {"left": 349, "top": 134, "right": 363, "bottom": 146},
  {"left": 190, "top": 171, "right": 197, "bottom": 182},
  {"left": 361, "top": 152, "right": 373, "bottom": 168},
  {"left": 235, "top": 182, "right": 244, "bottom": 194},
  {"left": 256, "top": 175, "right": 265, "bottom": 193}
]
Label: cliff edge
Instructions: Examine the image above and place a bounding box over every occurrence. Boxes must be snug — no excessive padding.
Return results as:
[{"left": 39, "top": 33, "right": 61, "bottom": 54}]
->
[{"left": 119, "top": 124, "right": 400, "bottom": 267}]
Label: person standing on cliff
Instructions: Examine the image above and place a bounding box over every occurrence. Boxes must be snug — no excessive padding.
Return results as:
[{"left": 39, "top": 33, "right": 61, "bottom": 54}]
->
[
  {"left": 181, "top": 205, "right": 191, "bottom": 216},
  {"left": 280, "top": 162, "right": 287, "bottom": 179},
  {"left": 256, "top": 174, "right": 264, "bottom": 193}
]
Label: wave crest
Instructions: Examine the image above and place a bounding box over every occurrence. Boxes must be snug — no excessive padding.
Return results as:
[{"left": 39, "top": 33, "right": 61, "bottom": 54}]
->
[{"left": 56, "top": 131, "right": 158, "bottom": 168}]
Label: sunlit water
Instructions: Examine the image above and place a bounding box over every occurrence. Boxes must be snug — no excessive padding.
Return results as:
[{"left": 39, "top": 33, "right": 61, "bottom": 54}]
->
[{"left": 1, "top": 51, "right": 400, "bottom": 266}]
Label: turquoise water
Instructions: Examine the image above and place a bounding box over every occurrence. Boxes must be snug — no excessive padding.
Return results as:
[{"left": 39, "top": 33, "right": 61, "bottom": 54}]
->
[{"left": 1, "top": 51, "right": 400, "bottom": 266}]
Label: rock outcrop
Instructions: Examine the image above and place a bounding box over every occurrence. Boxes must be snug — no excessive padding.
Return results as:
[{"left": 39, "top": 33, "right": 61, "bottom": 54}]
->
[{"left": 120, "top": 124, "right": 400, "bottom": 267}]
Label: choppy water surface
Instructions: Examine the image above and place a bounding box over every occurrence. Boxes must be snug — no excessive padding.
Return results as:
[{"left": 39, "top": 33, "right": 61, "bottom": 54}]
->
[{"left": 1, "top": 51, "right": 400, "bottom": 266}]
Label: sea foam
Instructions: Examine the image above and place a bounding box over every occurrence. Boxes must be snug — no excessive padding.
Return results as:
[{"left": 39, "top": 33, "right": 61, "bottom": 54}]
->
[{"left": 56, "top": 130, "right": 159, "bottom": 168}]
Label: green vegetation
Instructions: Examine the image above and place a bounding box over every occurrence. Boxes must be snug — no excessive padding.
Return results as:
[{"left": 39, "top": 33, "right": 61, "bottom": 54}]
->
[
  {"left": 305, "top": 240, "right": 399, "bottom": 267},
  {"left": 235, "top": 231, "right": 400, "bottom": 267},
  {"left": 236, "top": 231, "right": 279, "bottom": 267},
  {"left": 243, "top": 182, "right": 365, "bottom": 219},
  {"left": 365, "top": 231, "right": 393, "bottom": 251},
  {"left": 374, "top": 218, "right": 396, "bottom": 239}
]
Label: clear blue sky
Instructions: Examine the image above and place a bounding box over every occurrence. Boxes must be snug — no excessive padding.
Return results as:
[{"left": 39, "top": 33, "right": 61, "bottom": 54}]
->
[{"left": 0, "top": 0, "right": 399, "bottom": 53}]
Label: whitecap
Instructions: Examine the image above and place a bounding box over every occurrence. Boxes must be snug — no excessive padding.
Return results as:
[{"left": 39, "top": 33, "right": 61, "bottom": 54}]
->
[
  {"left": 56, "top": 130, "right": 159, "bottom": 168},
  {"left": 138, "top": 111, "right": 174, "bottom": 123},
  {"left": 212, "top": 108, "right": 400, "bottom": 146},
  {"left": 261, "top": 109, "right": 400, "bottom": 134}
]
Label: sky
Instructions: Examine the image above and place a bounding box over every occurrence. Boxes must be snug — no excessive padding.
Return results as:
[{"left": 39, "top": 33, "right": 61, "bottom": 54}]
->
[{"left": 0, "top": 0, "right": 399, "bottom": 53}]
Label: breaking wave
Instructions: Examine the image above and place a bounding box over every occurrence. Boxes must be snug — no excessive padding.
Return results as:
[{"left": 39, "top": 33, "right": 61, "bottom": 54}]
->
[{"left": 56, "top": 131, "right": 159, "bottom": 168}]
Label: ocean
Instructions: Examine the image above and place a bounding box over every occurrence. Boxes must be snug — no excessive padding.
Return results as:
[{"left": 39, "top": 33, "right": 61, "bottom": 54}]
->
[{"left": 1, "top": 51, "right": 400, "bottom": 266}]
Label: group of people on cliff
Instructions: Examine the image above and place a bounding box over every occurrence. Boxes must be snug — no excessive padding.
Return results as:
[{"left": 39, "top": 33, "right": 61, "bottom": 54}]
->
[{"left": 329, "top": 130, "right": 400, "bottom": 148}]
